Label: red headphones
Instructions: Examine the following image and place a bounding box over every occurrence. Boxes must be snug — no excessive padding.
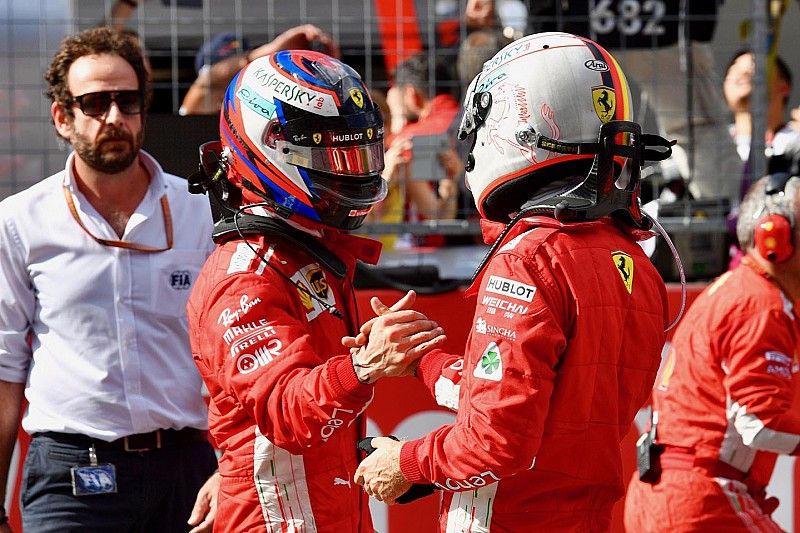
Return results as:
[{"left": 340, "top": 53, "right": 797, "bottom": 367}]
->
[{"left": 754, "top": 172, "right": 795, "bottom": 263}]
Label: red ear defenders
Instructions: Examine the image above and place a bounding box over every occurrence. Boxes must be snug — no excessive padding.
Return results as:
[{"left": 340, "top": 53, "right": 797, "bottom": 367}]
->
[{"left": 754, "top": 172, "right": 795, "bottom": 263}]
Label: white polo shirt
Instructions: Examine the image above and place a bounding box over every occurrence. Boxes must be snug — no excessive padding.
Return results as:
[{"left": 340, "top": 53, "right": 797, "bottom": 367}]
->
[{"left": 0, "top": 151, "right": 215, "bottom": 440}]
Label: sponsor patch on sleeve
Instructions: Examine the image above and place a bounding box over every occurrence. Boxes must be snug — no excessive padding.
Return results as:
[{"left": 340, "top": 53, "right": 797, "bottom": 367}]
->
[
  {"left": 766, "top": 350, "right": 793, "bottom": 378},
  {"left": 227, "top": 242, "right": 258, "bottom": 274},
  {"left": 473, "top": 342, "right": 503, "bottom": 381},
  {"left": 484, "top": 275, "right": 536, "bottom": 302}
]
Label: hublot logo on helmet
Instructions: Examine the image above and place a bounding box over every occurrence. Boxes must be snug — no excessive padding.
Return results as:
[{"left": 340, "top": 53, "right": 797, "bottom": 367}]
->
[{"left": 331, "top": 132, "right": 364, "bottom": 142}]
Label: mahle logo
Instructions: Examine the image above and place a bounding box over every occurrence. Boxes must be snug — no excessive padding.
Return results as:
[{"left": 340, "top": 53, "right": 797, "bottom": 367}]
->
[{"left": 473, "top": 342, "right": 502, "bottom": 381}]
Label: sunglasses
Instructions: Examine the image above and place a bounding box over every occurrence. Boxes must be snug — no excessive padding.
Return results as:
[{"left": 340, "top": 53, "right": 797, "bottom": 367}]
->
[{"left": 69, "top": 90, "right": 144, "bottom": 117}]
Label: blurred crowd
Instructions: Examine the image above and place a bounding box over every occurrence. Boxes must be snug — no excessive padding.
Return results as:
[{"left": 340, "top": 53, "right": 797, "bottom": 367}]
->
[{"left": 110, "top": 0, "right": 800, "bottom": 265}]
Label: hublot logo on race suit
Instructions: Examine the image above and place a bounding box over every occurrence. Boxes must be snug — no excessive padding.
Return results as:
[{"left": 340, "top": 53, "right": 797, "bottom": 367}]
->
[{"left": 485, "top": 275, "right": 536, "bottom": 302}]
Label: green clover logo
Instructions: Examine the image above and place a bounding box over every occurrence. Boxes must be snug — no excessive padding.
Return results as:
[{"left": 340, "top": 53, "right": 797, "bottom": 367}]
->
[{"left": 481, "top": 350, "right": 500, "bottom": 374}]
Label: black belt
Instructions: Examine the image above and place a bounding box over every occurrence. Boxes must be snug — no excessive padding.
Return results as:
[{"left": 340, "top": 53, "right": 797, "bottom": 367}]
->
[{"left": 33, "top": 428, "right": 208, "bottom": 452}]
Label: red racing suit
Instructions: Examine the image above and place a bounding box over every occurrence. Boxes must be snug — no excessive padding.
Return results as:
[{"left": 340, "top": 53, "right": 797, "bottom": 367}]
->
[
  {"left": 187, "top": 228, "right": 381, "bottom": 532},
  {"left": 624, "top": 257, "right": 800, "bottom": 532},
  {"left": 402, "top": 216, "right": 668, "bottom": 532}
]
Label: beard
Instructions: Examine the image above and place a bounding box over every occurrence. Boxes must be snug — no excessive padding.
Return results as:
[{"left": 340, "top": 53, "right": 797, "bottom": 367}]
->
[{"left": 71, "top": 125, "right": 144, "bottom": 174}]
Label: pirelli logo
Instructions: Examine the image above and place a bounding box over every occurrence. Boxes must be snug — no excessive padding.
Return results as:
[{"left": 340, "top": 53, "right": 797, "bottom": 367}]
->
[{"left": 485, "top": 275, "right": 536, "bottom": 302}]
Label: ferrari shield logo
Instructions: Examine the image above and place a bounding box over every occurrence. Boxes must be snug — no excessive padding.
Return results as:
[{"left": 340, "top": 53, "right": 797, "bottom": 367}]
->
[
  {"left": 366, "top": 128, "right": 373, "bottom": 140},
  {"left": 313, "top": 133, "right": 322, "bottom": 144},
  {"left": 612, "top": 251, "right": 634, "bottom": 294},
  {"left": 592, "top": 86, "right": 616, "bottom": 123},
  {"left": 349, "top": 88, "right": 364, "bottom": 108}
]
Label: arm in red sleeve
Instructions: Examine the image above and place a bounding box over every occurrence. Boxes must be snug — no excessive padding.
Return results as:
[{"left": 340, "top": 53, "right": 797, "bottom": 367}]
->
[
  {"left": 725, "top": 307, "right": 800, "bottom": 455},
  {"left": 401, "top": 250, "right": 566, "bottom": 487},
  {"left": 198, "top": 273, "right": 373, "bottom": 454},
  {"left": 415, "top": 348, "right": 463, "bottom": 411}
]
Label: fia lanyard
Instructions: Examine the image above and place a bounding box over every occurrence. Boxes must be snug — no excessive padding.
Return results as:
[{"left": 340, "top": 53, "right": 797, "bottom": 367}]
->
[{"left": 63, "top": 185, "right": 173, "bottom": 253}]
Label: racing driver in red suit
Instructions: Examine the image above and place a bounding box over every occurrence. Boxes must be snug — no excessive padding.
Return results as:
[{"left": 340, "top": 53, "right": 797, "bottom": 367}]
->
[
  {"left": 352, "top": 32, "right": 675, "bottom": 531},
  {"left": 186, "top": 51, "right": 445, "bottom": 532},
  {"left": 624, "top": 171, "right": 800, "bottom": 532}
]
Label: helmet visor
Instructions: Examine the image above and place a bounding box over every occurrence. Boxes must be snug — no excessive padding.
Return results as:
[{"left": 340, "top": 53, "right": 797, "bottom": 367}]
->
[
  {"left": 310, "top": 170, "right": 388, "bottom": 209},
  {"left": 277, "top": 140, "right": 385, "bottom": 177}
]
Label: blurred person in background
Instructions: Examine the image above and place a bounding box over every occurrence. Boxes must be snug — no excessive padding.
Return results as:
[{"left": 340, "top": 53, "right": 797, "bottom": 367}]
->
[
  {"left": 179, "top": 24, "right": 339, "bottom": 116},
  {"left": 380, "top": 52, "right": 462, "bottom": 248},
  {"left": 186, "top": 50, "right": 446, "bottom": 531},
  {"left": 0, "top": 26, "right": 219, "bottom": 533},
  {"left": 724, "top": 50, "right": 798, "bottom": 195},
  {"left": 625, "top": 169, "right": 800, "bottom": 532},
  {"left": 724, "top": 50, "right": 798, "bottom": 268},
  {"left": 353, "top": 32, "right": 672, "bottom": 531}
]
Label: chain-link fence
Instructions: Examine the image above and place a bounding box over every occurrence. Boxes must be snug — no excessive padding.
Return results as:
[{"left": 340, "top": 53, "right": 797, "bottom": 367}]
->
[{"left": 2, "top": 0, "right": 798, "bottom": 280}]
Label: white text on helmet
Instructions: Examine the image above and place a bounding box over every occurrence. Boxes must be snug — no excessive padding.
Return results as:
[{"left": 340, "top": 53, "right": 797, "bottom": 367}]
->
[
  {"left": 331, "top": 132, "right": 364, "bottom": 143},
  {"left": 482, "top": 41, "right": 532, "bottom": 73}
]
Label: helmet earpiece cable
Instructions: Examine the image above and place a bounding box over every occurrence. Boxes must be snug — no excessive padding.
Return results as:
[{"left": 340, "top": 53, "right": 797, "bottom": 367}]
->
[{"left": 643, "top": 211, "right": 686, "bottom": 332}]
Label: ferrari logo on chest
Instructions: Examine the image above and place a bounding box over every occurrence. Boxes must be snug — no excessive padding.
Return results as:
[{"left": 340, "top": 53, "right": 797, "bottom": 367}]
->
[
  {"left": 612, "top": 251, "right": 634, "bottom": 294},
  {"left": 313, "top": 133, "right": 322, "bottom": 144}
]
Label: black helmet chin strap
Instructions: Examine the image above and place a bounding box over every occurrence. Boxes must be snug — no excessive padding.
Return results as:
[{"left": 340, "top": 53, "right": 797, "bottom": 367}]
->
[
  {"left": 187, "top": 141, "right": 347, "bottom": 279},
  {"left": 469, "top": 121, "right": 675, "bottom": 283},
  {"left": 518, "top": 120, "right": 675, "bottom": 228}
]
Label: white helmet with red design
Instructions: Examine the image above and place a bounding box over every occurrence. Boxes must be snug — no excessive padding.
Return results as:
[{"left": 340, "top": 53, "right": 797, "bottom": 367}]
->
[
  {"left": 458, "top": 32, "right": 673, "bottom": 226},
  {"left": 219, "top": 50, "right": 386, "bottom": 230}
]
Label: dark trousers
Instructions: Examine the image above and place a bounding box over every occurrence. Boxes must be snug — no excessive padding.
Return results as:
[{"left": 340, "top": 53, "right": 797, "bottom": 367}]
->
[{"left": 21, "top": 434, "right": 218, "bottom": 533}]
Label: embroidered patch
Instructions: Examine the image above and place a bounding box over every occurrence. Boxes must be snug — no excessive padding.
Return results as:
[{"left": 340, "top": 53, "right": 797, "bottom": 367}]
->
[{"left": 473, "top": 342, "right": 503, "bottom": 381}]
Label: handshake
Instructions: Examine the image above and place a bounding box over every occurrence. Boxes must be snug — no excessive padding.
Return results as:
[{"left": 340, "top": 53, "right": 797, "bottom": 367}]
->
[
  {"left": 342, "top": 290, "right": 446, "bottom": 384},
  {"left": 341, "top": 290, "right": 445, "bottom": 503}
]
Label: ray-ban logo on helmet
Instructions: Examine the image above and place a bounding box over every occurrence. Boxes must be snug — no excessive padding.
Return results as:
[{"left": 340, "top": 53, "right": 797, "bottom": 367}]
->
[
  {"left": 313, "top": 133, "right": 322, "bottom": 144},
  {"left": 584, "top": 59, "right": 609, "bottom": 72},
  {"left": 349, "top": 88, "right": 364, "bottom": 108}
]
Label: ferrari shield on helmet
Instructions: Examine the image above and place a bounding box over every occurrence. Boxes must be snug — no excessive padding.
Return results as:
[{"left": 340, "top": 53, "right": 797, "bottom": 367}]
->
[
  {"left": 219, "top": 50, "right": 386, "bottom": 230},
  {"left": 458, "top": 32, "right": 673, "bottom": 225}
]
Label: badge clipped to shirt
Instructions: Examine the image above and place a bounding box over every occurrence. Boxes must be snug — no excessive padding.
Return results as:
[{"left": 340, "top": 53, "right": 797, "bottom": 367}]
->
[{"left": 70, "top": 444, "right": 118, "bottom": 496}]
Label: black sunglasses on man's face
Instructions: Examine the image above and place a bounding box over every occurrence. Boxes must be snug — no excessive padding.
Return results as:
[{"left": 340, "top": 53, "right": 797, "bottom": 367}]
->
[{"left": 69, "top": 90, "right": 143, "bottom": 117}]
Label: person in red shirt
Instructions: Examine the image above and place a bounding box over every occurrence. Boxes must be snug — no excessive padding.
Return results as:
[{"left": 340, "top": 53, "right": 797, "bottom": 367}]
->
[
  {"left": 186, "top": 50, "right": 446, "bottom": 532},
  {"left": 385, "top": 52, "right": 462, "bottom": 237},
  {"left": 624, "top": 169, "right": 800, "bottom": 532},
  {"left": 352, "top": 32, "right": 674, "bottom": 531}
]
